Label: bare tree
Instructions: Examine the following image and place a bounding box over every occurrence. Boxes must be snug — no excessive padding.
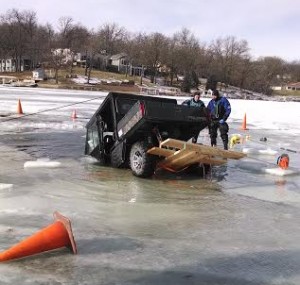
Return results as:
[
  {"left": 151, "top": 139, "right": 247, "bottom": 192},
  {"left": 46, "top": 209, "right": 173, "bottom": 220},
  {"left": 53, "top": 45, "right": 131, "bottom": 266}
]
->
[
  {"left": 1, "top": 9, "right": 39, "bottom": 72},
  {"left": 234, "top": 55, "right": 254, "bottom": 91},
  {"left": 137, "top": 32, "right": 168, "bottom": 83},
  {"left": 286, "top": 61, "right": 300, "bottom": 82},
  {"left": 209, "top": 36, "right": 250, "bottom": 88},
  {"left": 250, "top": 56, "right": 286, "bottom": 94},
  {"left": 97, "top": 23, "right": 128, "bottom": 55}
]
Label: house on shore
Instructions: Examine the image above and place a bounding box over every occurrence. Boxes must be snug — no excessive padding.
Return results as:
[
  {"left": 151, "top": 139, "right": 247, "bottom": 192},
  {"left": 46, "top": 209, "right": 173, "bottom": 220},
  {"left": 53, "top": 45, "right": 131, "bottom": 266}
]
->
[
  {"left": 0, "top": 57, "right": 31, "bottom": 72},
  {"left": 286, "top": 82, "right": 300, "bottom": 91}
]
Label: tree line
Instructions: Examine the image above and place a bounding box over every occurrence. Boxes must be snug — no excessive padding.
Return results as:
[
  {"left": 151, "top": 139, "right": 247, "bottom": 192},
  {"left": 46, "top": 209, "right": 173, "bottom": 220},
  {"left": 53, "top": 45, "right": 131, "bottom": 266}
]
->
[{"left": 0, "top": 9, "right": 299, "bottom": 94}]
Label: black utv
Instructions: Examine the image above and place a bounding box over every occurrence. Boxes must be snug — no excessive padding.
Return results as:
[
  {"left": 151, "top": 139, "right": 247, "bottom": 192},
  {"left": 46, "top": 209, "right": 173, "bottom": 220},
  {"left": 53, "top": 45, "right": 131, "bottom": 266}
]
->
[{"left": 85, "top": 92, "right": 209, "bottom": 178}]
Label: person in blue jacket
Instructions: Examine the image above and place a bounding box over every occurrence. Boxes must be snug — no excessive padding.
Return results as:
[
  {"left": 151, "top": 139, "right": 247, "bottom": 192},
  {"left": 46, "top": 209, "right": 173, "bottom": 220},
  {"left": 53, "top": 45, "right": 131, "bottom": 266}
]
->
[{"left": 207, "top": 89, "right": 231, "bottom": 150}]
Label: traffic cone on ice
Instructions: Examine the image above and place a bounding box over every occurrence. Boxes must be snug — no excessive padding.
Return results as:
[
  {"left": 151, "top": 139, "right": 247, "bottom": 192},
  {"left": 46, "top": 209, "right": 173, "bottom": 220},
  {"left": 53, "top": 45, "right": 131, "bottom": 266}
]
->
[
  {"left": 0, "top": 211, "right": 77, "bottom": 262},
  {"left": 17, "top": 99, "right": 24, "bottom": 114},
  {"left": 71, "top": 109, "right": 77, "bottom": 119},
  {"left": 240, "top": 113, "right": 248, "bottom": 130}
]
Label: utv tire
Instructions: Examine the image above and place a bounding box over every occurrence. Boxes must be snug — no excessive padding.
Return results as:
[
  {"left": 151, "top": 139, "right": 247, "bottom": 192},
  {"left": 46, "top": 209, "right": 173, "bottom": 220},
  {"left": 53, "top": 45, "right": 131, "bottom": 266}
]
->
[{"left": 130, "top": 141, "right": 156, "bottom": 178}]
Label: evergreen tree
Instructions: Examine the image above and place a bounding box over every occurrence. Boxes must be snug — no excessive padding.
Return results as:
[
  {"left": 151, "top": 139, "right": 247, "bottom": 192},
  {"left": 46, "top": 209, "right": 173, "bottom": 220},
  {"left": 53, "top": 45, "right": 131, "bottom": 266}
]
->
[
  {"left": 191, "top": 70, "right": 199, "bottom": 88},
  {"left": 181, "top": 72, "right": 192, "bottom": 93},
  {"left": 206, "top": 75, "right": 218, "bottom": 90}
]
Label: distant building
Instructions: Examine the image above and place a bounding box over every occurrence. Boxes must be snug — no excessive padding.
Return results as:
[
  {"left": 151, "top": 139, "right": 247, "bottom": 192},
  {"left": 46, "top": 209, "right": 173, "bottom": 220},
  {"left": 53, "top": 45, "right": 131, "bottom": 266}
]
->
[
  {"left": 51, "top": 48, "right": 73, "bottom": 64},
  {"left": 108, "top": 53, "right": 129, "bottom": 73},
  {"left": 0, "top": 57, "right": 31, "bottom": 72},
  {"left": 286, "top": 82, "right": 300, "bottom": 91}
]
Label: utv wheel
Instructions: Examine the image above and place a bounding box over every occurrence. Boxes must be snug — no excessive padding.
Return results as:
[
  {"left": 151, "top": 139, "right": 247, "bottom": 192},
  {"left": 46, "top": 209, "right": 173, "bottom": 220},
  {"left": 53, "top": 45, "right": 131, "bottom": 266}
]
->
[{"left": 130, "top": 141, "right": 156, "bottom": 178}]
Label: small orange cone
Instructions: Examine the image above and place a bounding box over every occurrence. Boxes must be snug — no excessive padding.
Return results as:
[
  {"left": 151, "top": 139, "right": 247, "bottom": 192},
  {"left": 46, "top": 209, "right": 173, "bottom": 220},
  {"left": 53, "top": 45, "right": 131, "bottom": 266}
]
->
[
  {"left": 0, "top": 211, "right": 77, "bottom": 262},
  {"left": 71, "top": 109, "right": 77, "bottom": 119},
  {"left": 17, "top": 99, "right": 24, "bottom": 114},
  {"left": 240, "top": 113, "right": 248, "bottom": 130}
]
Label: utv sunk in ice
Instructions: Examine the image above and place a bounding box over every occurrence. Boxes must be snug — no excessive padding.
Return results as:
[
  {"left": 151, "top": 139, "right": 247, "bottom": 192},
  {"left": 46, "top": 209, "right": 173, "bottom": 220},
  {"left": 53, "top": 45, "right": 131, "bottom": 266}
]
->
[{"left": 85, "top": 92, "right": 209, "bottom": 178}]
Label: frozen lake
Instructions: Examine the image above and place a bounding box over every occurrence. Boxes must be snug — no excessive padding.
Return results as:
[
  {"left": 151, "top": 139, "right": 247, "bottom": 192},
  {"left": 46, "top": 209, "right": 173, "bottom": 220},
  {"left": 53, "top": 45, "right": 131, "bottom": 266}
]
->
[{"left": 0, "top": 87, "right": 300, "bottom": 284}]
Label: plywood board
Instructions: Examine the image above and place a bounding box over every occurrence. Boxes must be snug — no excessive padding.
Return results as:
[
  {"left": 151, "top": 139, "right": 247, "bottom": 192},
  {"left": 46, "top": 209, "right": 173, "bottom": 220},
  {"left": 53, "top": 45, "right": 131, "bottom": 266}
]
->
[
  {"left": 147, "top": 147, "right": 175, "bottom": 157},
  {"left": 160, "top": 138, "right": 246, "bottom": 159},
  {"left": 147, "top": 138, "right": 246, "bottom": 172}
]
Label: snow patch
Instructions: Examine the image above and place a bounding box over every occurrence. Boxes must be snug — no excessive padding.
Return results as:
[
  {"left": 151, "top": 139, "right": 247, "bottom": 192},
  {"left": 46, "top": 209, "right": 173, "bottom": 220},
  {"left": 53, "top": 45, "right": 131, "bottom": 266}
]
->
[{"left": 24, "top": 158, "right": 62, "bottom": 168}]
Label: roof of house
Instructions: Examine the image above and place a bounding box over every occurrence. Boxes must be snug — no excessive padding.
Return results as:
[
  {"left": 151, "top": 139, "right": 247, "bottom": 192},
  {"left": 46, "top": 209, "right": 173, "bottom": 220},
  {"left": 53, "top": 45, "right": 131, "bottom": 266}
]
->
[
  {"left": 287, "top": 82, "right": 300, "bottom": 87},
  {"left": 110, "top": 53, "right": 127, "bottom": 60}
]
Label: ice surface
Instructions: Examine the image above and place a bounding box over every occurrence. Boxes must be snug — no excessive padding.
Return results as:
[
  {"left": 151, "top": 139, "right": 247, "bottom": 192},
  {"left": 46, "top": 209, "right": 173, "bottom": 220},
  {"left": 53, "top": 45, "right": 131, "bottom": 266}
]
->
[
  {"left": 242, "top": 147, "right": 278, "bottom": 155},
  {"left": 0, "top": 87, "right": 300, "bottom": 284}
]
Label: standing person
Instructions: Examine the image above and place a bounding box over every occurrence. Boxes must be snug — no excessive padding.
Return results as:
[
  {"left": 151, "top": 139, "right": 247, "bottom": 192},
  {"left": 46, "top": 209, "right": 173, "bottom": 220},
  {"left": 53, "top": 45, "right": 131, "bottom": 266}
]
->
[
  {"left": 207, "top": 89, "right": 231, "bottom": 150},
  {"left": 188, "top": 91, "right": 205, "bottom": 108},
  {"left": 183, "top": 91, "right": 206, "bottom": 143}
]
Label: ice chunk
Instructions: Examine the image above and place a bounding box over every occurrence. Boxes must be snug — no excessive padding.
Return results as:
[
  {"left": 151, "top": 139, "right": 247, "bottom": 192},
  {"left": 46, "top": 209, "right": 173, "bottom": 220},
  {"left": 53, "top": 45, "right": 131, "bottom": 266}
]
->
[
  {"left": 24, "top": 159, "right": 61, "bottom": 168},
  {"left": 0, "top": 183, "right": 13, "bottom": 190}
]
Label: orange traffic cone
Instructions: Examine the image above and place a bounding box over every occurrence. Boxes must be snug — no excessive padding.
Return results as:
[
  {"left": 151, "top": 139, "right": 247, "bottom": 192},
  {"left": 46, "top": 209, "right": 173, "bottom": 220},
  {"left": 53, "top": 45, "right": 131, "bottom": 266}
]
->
[
  {"left": 71, "top": 109, "right": 77, "bottom": 119},
  {"left": 17, "top": 99, "right": 24, "bottom": 114},
  {"left": 0, "top": 211, "right": 77, "bottom": 262},
  {"left": 240, "top": 113, "right": 248, "bottom": 130}
]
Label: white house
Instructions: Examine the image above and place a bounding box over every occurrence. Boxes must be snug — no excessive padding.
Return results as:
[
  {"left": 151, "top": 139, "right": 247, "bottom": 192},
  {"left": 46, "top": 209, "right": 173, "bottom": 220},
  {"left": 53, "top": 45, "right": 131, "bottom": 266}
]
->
[
  {"left": 0, "top": 58, "right": 30, "bottom": 72},
  {"left": 286, "top": 82, "right": 300, "bottom": 91},
  {"left": 51, "top": 48, "right": 73, "bottom": 64},
  {"left": 109, "top": 53, "right": 129, "bottom": 72}
]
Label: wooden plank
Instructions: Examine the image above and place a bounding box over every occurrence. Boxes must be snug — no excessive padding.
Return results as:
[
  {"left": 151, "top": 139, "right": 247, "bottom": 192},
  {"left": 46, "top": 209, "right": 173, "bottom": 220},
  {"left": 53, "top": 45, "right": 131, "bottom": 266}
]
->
[
  {"left": 147, "top": 147, "right": 175, "bottom": 157},
  {"left": 148, "top": 138, "right": 245, "bottom": 172},
  {"left": 159, "top": 150, "right": 196, "bottom": 171},
  {"left": 160, "top": 138, "right": 246, "bottom": 159},
  {"left": 164, "top": 155, "right": 226, "bottom": 168},
  {"left": 158, "top": 149, "right": 227, "bottom": 171},
  {"left": 162, "top": 149, "right": 196, "bottom": 164}
]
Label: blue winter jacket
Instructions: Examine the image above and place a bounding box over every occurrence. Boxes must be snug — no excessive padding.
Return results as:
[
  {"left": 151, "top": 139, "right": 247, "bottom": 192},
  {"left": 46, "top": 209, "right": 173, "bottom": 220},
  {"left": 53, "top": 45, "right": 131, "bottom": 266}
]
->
[{"left": 207, "top": 96, "right": 231, "bottom": 121}]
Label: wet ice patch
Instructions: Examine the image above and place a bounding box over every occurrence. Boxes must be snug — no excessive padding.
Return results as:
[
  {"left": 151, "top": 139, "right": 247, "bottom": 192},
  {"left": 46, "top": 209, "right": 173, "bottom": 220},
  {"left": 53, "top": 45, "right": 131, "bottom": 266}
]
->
[
  {"left": 80, "top": 156, "right": 99, "bottom": 164},
  {"left": 24, "top": 158, "right": 61, "bottom": 168},
  {"left": 227, "top": 184, "right": 300, "bottom": 203},
  {"left": 235, "top": 158, "right": 269, "bottom": 173},
  {"left": 242, "top": 147, "right": 278, "bottom": 155}
]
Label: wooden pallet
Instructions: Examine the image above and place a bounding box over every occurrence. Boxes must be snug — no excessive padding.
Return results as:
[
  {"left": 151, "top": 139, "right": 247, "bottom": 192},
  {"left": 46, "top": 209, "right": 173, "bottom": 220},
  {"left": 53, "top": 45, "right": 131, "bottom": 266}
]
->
[{"left": 147, "top": 138, "right": 246, "bottom": 172}]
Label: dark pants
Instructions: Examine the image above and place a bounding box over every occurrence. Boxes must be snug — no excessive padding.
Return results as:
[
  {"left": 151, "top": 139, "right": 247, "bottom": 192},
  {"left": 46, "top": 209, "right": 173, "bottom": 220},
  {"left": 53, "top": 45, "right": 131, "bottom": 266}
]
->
[{"left": 209, "top": 121, "right": 229, "bottom": 150}]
